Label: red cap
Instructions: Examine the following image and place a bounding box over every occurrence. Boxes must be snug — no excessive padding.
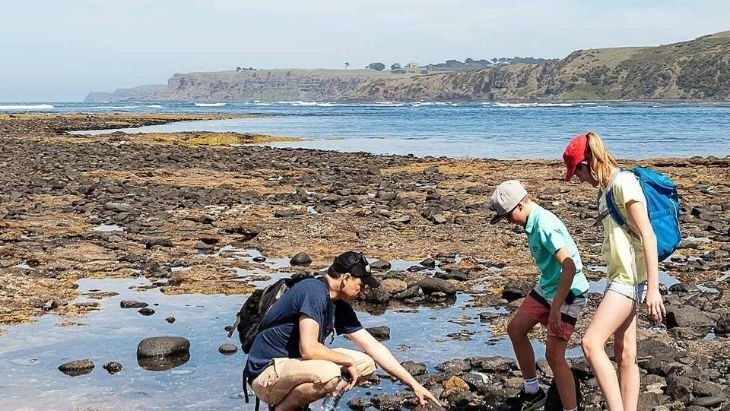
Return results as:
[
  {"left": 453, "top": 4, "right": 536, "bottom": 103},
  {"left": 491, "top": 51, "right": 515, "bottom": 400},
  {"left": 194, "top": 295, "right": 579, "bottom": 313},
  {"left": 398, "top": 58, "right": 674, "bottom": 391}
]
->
[{"left": 563, "top": 133, "right": 588, "bottom": 181}]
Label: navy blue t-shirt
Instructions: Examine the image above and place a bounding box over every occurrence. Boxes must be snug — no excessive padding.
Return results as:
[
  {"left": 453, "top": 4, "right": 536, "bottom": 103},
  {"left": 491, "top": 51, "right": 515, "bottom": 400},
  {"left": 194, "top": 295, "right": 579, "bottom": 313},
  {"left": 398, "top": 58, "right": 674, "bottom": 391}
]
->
[{"left": 244, "top": 278, "right": 363, "bottom": 381}]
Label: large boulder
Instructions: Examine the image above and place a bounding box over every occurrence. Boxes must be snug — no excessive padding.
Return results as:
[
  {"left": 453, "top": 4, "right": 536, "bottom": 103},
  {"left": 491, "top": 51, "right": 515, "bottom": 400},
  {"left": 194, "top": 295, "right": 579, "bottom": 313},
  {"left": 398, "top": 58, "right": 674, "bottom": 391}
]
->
[
  {"left": 289, "top": 252, "right": 312, "bottom": 266},
  {"left": 137, "top": 336, "right": 191, "bottom": 370},
  {"left": 417, "top": 277, "right": 456, "bottom": 295},
  {"left": 366, "top": 326, "right": 390, "bottom": 341},
  {"left": 137, "top": 336, "right": 190, "bottom": 358},
  {"left": 665, "top": 305, "right": 714, "bottom": 332}
]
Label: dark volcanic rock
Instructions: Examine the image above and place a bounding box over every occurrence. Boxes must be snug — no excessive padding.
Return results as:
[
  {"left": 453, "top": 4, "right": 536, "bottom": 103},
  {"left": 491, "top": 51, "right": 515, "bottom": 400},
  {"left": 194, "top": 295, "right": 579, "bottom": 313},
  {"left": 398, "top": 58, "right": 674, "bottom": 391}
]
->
[
  {"left": 401, "top": 361, "right": 428, "bottom": 376},
  {"left": 665, "top": 374, "right": 695, "bottom": 404},
  {"left": 501, "top": 281, "right": 531, "bottom": 302},
  {"left": 137, "top": 336, "right": 190, "bottom": 358},
  {"left": 436, "top": 359, "right": 471, "bottom": 375},
  {"left": 58, "top": 359, "right": 94, "bottom": 376},
  {"left": 145, "top": 237, "right": 173, "bottom": 248},
  {"left": 347, "top": 397, "right": 373, "bottom": 410},
  {"left": 361, "top": 287, "right": 391, "bottom": 304},
  {"left": 138, "top": 307, "right": 155, "bottom": 316},
  {"left": 370, "top": 259, "right": 392, "bottom": 270},
  {"left": 289, "top": 252, "right": 312, "bottom": 266},
  {"left": 435, "top": 269, "right": 468, "bottom": 281},
  {"left": 366, "top": 326, "right": 391, "bottom": 341},
  {"left": 665, "top": 305, "right": 714, "bottom": 331},
  {"left": 417, "top": 277, "right": 457, "bottom": 295},
  {"left": 467, "top": 356, "right": 514, "bottom": 373},
  {"left": 120, "top": 300, "right": 148, "bottom": 309},
  {"left": 714, "top": 313, "right": 730, "bottom": 336},
  {"left": 103, "top": 361, "right": 123, "bottom": 374},
  {"left": 218, "top": 343, "right": 238, "bottom": 355}
]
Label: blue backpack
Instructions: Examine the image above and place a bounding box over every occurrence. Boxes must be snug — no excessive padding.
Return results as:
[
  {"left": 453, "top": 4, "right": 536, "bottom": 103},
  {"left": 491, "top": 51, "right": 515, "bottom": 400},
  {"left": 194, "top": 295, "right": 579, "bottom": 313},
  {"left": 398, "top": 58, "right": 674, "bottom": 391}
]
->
[{"left": 604, "top": 168, "right": 681, "bottom": 261}]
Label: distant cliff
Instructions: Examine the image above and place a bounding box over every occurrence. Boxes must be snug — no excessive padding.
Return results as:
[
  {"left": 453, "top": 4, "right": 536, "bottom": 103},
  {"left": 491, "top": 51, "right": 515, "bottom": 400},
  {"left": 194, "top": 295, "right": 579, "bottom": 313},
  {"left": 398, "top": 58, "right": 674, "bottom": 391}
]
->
[
  {"left": 145, "top": 69, "right": 408, "bottom": 102},
  {"left": 86, "top": 31, "right": 730, "bottom": 102},
  {"left": 85, "top": 84, "right": 167, "bottom": 103}
]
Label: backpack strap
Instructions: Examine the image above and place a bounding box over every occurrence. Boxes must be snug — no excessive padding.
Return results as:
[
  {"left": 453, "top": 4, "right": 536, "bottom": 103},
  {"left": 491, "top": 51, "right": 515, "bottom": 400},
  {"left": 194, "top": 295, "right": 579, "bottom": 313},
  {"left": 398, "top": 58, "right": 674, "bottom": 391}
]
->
[
  {"left": 596, "top": 169, "right": 641, "bottom": 241},
  {"left": 605, "top": 171, "right": 642, "bottom": 242},
  {"left": 242, "top": 367, "right": 264, "bottom": 411}
]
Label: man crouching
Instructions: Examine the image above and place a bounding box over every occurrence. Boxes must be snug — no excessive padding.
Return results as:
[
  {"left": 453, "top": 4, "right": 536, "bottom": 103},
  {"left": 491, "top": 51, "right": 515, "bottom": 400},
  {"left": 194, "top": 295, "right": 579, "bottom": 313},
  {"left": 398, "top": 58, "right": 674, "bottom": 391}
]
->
[{"left": 244, "top": 251, "right": 441, "bottom": 411}]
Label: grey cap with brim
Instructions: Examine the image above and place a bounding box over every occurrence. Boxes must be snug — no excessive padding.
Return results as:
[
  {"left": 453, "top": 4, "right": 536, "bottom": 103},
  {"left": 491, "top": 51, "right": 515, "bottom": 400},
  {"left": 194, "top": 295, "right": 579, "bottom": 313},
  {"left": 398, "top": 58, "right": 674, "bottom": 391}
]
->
[{"left": 489, "top": 180, "right": 527, "bottom": 224}]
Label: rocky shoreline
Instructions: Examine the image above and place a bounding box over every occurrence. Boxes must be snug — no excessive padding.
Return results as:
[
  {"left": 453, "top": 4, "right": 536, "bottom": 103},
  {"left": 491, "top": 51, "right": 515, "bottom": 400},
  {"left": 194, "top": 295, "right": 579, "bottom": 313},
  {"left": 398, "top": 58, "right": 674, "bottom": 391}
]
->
[{"left": 0, "top": 114, "right": 728, "bottom": 409}]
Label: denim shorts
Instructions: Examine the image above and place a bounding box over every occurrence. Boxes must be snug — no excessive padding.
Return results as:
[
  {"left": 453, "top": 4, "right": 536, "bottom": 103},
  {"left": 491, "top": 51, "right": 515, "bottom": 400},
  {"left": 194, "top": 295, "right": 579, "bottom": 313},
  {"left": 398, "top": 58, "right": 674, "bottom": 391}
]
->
[{"left": 605, "top": 280, "right": 646, "bottom": 302}]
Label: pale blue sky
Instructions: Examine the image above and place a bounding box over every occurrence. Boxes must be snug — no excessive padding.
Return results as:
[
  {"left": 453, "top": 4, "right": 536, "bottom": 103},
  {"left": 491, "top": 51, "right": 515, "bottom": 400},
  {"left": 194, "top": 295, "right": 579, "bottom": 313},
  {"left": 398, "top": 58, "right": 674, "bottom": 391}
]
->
[{"left": 1, "top": 0, "right": 728, "bottom": 101}]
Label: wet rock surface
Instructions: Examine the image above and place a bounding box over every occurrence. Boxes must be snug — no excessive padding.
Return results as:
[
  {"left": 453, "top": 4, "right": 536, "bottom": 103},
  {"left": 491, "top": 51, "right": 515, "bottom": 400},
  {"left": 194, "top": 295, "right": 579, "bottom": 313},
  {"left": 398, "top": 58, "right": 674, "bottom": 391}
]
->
[
  {"left": 137, "top": 336, "right": 190, "bottom": 358},
  {"left": 102, "top": 361, "right": 123, "bottom": 374},
  {"left": 58, "top": 359, "right": 95, "bottom": 376},
  {"left": 0, "top": 114, "right": 729, "bottom": 408}
]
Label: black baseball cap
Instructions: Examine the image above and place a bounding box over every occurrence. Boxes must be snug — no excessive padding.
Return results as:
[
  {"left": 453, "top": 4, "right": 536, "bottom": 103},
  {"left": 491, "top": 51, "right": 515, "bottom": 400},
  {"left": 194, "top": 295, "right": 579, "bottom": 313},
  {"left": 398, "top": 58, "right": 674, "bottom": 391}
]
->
[{"left": 331, "top": 251, "right": 380, "bottom": 288}]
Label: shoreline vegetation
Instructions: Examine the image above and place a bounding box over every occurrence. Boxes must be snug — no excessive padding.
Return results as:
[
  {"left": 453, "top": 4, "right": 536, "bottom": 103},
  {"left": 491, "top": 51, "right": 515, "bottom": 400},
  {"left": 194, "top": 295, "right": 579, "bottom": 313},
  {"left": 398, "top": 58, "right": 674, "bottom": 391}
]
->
[{"left": 1, "top": 114, "right": 728, "bottom": 409}]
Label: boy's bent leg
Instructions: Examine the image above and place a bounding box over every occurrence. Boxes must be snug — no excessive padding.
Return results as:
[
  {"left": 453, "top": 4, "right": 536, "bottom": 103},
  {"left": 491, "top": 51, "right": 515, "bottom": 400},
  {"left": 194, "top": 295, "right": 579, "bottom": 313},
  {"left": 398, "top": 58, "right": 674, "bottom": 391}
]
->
[
  {"left": 252, "top": 358, "right": 342, "bottom": 407},
  {"left": 508, "top": 303, "right": 542, "bottom": 379},
  {"left": 546, "top": 335, "right": 576, "bottom": 409}
]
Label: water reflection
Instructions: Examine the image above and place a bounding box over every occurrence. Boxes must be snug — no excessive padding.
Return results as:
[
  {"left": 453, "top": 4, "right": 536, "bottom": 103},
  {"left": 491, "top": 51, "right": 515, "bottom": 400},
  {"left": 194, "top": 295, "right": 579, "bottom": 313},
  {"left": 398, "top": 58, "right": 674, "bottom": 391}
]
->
[{"left": 138, "top": 353, "right": 191, "bottom": 371}]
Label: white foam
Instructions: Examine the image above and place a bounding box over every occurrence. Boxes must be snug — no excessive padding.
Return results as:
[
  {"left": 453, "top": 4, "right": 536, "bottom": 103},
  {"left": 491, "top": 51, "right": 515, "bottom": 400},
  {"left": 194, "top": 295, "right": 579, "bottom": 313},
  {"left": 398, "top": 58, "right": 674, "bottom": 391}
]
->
[
  {"left": 372, "top": 101, "right": 405, "bottom": 107},
  {"left": 145, "top": 105, "right": 163, "bottom": 108},
  {"left": 0, "top": 104, "right": 54, "bottom": 110},
  {"left": 194, "top": 102, "right": 226, "bottom": 107},
  {"left": 94, "top": 105, "right": 139, "bottom": 110},
  {"left": 491, "top": 102, "right": 576, "bottom": 108}
]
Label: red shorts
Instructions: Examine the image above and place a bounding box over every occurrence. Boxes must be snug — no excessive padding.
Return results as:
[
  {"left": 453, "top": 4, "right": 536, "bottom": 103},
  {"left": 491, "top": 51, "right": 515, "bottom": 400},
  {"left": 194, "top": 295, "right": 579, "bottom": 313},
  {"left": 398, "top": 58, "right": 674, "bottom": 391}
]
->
[{"left": 519, "top": 291, "right": 584, "bottom": 341}]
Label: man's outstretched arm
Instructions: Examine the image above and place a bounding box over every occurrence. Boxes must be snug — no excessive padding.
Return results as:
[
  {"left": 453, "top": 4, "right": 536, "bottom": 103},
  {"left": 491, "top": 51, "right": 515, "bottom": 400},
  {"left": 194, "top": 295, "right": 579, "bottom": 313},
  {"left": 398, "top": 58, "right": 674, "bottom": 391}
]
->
[{"left": 348, "top": 329, "right": 441, "bottom": 407}]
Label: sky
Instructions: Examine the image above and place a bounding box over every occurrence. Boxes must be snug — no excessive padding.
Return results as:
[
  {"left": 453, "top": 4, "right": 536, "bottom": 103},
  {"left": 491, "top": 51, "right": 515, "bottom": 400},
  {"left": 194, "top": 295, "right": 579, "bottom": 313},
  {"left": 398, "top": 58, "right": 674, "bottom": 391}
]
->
[{"left": 1, "top": 0, "right": 728, "bottom": 101}]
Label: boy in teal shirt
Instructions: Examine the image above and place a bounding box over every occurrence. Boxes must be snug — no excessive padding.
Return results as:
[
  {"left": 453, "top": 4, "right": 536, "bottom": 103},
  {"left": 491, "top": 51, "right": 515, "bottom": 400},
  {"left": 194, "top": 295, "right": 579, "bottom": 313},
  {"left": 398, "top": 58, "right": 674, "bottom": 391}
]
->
[{"left": 490, "top": 180, "right": 589, "bottom": 411}]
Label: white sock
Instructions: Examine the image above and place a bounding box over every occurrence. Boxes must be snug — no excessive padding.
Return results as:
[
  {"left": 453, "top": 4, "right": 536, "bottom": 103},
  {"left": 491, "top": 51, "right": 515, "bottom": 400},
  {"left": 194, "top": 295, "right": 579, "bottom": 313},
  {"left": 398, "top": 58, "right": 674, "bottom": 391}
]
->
[
  {"left": 564, "top": 408, "right": 578, "bottom": 411},
  {"left": 523, "top": 377, "right": 539, "bottom": 394}
]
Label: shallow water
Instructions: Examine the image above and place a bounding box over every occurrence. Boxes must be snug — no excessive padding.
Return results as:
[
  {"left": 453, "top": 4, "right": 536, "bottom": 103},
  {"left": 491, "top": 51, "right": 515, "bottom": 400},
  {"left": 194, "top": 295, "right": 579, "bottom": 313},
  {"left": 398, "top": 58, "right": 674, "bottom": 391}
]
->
[
  {"left": 62, "top": 102, "right": 730, "bottom": 159},
  {"left": 0, "top": 253, "right": 688, "bottom": 410},
  {"left": 0, "top": 275, "right": 536, "bottom": 410}
]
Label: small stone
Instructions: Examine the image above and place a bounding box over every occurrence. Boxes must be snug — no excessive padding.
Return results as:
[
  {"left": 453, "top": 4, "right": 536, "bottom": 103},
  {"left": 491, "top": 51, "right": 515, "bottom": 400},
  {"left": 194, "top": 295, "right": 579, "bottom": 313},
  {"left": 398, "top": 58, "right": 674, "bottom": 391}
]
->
[
  {"left": 120, "top": 300, "right": 148, "bottom": 309},
  {"left": 194, "top": 241, "right": 214, "bottom": 251},
  {"left": 218, "top": 343, "right": 238, "bottom": 355},
  {"left": 103, "top": 361, "right": 123, "bottom": 374},
  {"left": 138, "top": 307, "right": 155, "bottom": 316},
  {"left": 252, "top": 256, "right": 266, "bottom": 263},
  {"left": 165, "top": 316, "right": 176, "bottom": 323},
  {"left": 370, "top": 259, "right": 392, "bottom": 270},
  {"left": 58, "top": 359, "right": 94, "bottom": 376}
]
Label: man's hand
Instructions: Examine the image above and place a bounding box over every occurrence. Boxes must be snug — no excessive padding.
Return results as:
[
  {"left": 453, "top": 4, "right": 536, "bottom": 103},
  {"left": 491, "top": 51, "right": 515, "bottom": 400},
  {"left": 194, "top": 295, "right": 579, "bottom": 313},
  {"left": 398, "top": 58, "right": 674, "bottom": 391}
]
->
[
  {"left": 548, "top": 306, "right": 562, "bottom": 336},
  {"left": 646, "top": 288, "right": 666, "bottom": 323},
  {"left": 342, "top": 363, "right": 359, "bottom": 391},
  {"left": 413, "top": 383, "right": 441, "bottom": 408}
]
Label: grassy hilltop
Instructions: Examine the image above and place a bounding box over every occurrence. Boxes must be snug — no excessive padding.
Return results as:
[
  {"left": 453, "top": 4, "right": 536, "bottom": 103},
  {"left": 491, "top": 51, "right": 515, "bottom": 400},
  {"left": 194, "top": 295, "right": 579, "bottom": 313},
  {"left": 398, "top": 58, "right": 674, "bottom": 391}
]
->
[{"left": 86, "top": 31, "right": 730, "bottom": 102}]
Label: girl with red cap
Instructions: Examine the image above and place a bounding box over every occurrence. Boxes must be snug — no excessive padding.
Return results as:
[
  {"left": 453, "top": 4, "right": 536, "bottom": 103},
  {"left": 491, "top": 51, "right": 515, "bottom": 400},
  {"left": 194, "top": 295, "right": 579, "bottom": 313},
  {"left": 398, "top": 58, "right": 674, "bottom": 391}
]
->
[{"left": 563, "top": 131, "right": 666, "bottom": 411}]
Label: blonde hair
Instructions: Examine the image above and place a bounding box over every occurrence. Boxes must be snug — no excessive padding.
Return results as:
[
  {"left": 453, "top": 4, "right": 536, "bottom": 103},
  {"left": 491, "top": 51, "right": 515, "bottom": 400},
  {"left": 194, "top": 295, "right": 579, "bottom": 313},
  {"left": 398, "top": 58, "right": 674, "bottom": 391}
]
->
[{"left": 586, "top": 131, "right": 619, "bottom": 188}]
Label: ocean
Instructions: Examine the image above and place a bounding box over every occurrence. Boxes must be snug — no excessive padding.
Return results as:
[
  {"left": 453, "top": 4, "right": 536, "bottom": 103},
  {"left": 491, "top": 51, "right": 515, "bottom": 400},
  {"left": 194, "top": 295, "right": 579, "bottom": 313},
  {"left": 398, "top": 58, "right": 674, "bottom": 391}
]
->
[{"left": 3, "top": 101, "right": 730, "bottom": 159}]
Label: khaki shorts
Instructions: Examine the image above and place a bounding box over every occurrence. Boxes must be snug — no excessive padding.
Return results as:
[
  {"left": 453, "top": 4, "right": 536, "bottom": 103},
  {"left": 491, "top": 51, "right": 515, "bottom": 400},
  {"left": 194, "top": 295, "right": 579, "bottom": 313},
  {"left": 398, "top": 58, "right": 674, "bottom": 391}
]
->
[{"left": 251, "top": 348, "right": 376, "bottom": 406}]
